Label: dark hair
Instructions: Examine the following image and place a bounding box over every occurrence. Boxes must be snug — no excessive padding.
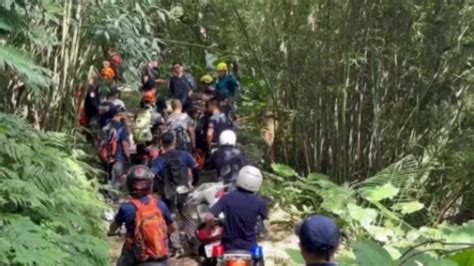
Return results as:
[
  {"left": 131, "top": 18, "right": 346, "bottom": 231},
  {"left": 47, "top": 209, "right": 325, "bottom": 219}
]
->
[
  {"left": 207, "top": 97, "right": 220, "bottom": 108},
  {"left": 161, "top": 131, "right": 175, "bottom": 147}
]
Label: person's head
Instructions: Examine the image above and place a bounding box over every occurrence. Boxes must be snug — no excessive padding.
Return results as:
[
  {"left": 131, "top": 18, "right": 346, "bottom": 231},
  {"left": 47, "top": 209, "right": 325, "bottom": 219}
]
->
[
  {"left": 103, "top": 61, "right": 111, "bottom": 68},
  {"left": 206, "top": 97, "right": 220, "bottom": 114},
  {"left": 110, "top": 105, "right": 121, "bottom": 122},
  {"left": 143, "top": 91, "right": 156, "bottom": 106},
  {"left": 216, "top": 62, "right": 228, "bottom": 78},
  {"left": 172, "top": 62, "right": 183, "bottom": 76},
  {"left": 150, "top": 59, "right": 161, "bottom": 69},
  {"left": 161, "top": 131, "right": 175, "bottom": 150},
  {"left": 295, "top": 215, "right": 341, "bottom": 263},
  {"left": 235, "top": 165, "right": 263, "bottom": 193},
  {"left": 107, "top": 86, "right": 120, "bottom": 100},
  {"left": 125, "top": 165, "right": 154, "bottom": 198},
  {"left": 219, "top": 130, "right": 237, "bottom": 146},
  {"left": 171, "top": 99, "right": 183, "bottom": 112}
]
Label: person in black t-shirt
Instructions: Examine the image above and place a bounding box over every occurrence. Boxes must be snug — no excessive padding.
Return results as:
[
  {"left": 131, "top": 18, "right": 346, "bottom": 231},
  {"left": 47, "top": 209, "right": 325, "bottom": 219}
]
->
[
  {"left": 169, "top": 63, "right": 194, "bottom": 114},
  {"left": 141, "top": 59, "right": 165, "bottom": 92},
  {"left": 206, "top": 97, "right": 233, "bottom": 147}
]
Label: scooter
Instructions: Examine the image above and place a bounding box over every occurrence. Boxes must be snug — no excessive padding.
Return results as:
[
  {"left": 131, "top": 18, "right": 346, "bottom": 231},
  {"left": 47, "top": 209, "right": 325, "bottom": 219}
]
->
[{"left": 187, "top": 181, "right": 227, "bottom": 221}]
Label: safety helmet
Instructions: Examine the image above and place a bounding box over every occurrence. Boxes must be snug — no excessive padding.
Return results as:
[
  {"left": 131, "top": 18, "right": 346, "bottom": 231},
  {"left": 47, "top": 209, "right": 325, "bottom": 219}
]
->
[
  {"left": 126, "top": 165, "right": 154, "bottom": 197},
  {"left": 101, "top": 67, "right": 115, "bottom": 80},
  {"left": 143, "top": 91, "right": 156, "bottom": 104},
  {"left": 235, "top": 165, "right": 263, "bottom": 192},
  {"left": 216, "top": 62, "right": 228, "bottom": 72},
  {"left": 219, "top": 130, "right": 237, "bottom": 146},
  {"left": 200, "top": 74, "right": 214, "bottom": 84}
]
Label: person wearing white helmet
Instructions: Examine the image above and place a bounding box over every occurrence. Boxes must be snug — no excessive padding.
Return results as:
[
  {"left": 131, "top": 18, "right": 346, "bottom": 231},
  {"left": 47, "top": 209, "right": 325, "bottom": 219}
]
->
[
  {"left": 205, "top": 165, "right": 267, "bottom": 253},
  {"left": 209, "top": 130, "right": 248, "bottom": 184}
]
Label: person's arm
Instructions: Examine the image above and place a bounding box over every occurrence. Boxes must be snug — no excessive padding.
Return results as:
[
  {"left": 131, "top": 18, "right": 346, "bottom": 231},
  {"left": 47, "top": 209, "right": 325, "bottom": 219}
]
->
[
  {"left": 185, "top": 152, "right": 200, "bottom": 187},
  {"left": 108, "top": 205, "right": 126, "bottom": 236},
  {"left": 188, "top": 126, "right": 196, "bottom": 149},
  {"left": 205, "top": 196, "right": 225, "bottom": 227},
  {"left": 207, "top": 119, "right": 215, "bottom": 146},
  {"left": 120, "top": 127, "right": 131, "bottom": 161},
  {"left": 169, "top": 78, "right": 175, "bottom": 97},
  {"left": 158, "top": 201, "right": 177, "bottom": 233},
  {"left": 187, "top": 116, "right": 196, "bottom": 149},
  {"left": 229, "top": 76, "right": 239, "bottom": 97},
  {"left": 107, "top": 222, "right": 120, "bottom": 236},
  {"left": 258, "top": 199, "right": 269, "bottom": 220}
]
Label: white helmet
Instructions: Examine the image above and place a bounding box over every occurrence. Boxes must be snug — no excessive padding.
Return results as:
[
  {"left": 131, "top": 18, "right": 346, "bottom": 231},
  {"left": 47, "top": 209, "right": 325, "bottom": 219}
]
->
[
  {"left": 219, "top": 130, "right": 237, "bottom": 146},
  {"left": 235, "top": 165, "right": 263, "bottom": 192}
]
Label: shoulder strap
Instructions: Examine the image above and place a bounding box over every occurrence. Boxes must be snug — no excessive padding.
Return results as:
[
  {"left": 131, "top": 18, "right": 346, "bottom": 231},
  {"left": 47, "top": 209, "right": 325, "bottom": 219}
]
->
[{"left": 129, "top": 197, "right": 157, "bottom": 214}]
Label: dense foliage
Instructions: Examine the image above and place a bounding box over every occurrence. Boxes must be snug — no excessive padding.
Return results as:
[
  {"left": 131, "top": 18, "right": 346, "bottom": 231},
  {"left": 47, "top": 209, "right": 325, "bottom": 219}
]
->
[
  {"left": 0, "top": 0, "right": 473, "bottom": 265},
  {"left": 0, "top": 114, "right": 109, "bottom": 265},
  {"left": 265, "top": 164, "right": 474, "bottom": 265}
]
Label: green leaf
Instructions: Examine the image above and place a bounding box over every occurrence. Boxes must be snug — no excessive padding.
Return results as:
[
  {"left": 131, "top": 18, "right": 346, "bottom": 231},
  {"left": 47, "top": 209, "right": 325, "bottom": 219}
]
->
[
  {"left": 448, "top": 248, "right": 474, "bottom": 266},
  {"left": 348, "top": 203, "right": 378, "bottom": 227},
  {"left": 353, "top": 240, "right": 394, "bottom": 266},
  {"left": 271, "top": 163, "right": 298, "bottom": 178},
  {"left": 393, "top": 201, "right": 424, "bottom": 214},
  {"left": 361, "top": 183, "right": 399, "bottom": 202},
  {"left": 285, "top": 249, "right": 305, "bottom": 264}
]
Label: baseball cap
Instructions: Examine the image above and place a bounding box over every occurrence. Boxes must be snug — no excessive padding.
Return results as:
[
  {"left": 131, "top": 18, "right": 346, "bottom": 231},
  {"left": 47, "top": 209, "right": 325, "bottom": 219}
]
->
[{"left": 295, "top": 215, "right": 340, "bottom": 253}]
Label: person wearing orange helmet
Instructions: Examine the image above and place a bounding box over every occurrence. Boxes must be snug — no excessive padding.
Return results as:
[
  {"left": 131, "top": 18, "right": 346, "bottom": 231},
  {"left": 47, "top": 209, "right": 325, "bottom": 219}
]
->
[
  {"left": 101, "top": 61, "right": 116, "bottom": 80},
  {"left": 134, "top": 90, "right": 165, "bottom": 164}
]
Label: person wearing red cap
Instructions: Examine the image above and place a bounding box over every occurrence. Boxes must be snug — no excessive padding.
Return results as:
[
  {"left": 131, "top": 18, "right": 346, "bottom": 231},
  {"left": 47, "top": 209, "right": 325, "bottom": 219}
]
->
[{"left": 295, "top": 215, "right": 341, "bottom": 266}]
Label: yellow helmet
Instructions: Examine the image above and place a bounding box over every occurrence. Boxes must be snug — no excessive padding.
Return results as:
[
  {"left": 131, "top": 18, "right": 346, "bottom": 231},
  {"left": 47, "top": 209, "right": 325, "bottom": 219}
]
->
[
  {"left": 200, "top": 74, "right": 214, "bottom": 84},
  {"left": 216, "top": 62, "right": 228, "bottom": 72}
]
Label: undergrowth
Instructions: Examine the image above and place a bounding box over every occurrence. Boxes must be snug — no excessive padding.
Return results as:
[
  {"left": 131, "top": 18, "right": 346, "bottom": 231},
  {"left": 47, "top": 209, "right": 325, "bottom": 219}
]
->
[{"left": 0, "top": 114, "right": 109, "bottom": 265}]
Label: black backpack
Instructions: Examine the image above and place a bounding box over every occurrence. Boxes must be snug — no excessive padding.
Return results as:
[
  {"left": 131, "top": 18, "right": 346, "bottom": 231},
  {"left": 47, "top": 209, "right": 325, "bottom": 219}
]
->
[
  {"left": 174, "top": 127, "right": 192, "bottom": 153},
  {"left": 162, "top": 151, "right": 188, "bottom": 201}
]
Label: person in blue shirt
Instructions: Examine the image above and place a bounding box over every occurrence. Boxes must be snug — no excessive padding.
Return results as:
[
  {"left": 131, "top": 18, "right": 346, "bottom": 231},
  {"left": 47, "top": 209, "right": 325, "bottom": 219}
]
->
[
  {"left": 205, "top": 165, "right": 267, "bottom": 252},
  {"left": 150, "top": 132, "right": 200, "bottom": 256},
  {"left": 295, "top": 215, "right": 341, "bottom": 266},
  {"left": 108, "top": 165, "right": 176, "bottom": 266}
]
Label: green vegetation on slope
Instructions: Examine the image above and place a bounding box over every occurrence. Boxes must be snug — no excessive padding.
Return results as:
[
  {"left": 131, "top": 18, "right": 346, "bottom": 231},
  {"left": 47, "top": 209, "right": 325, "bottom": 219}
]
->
[{"left": 0, "top": 114, "right": 109, "bottom": 265}]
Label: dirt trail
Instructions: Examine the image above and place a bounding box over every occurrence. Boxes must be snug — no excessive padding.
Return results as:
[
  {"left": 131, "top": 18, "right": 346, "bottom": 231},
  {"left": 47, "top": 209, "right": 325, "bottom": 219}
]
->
[{"left": 107, "top": 208, "right": 297, "bottom": 265}]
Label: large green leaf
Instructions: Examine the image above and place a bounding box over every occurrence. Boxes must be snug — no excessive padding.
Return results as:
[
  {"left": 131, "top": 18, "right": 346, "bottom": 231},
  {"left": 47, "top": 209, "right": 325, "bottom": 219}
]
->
[
  {"left": 361, "top": 183, "right": 399, "bottom": 202},
  {"left": 447, "top": 248, "right": 474, "bottom": 266},
  {"left": 353, "top": 240, "right": 394, "bottom": 266},
  {"left": 393, "top": 201, "right": 424, "bottom": 214},
  {"left": 271, "top": 163, "right": 298, "bottom": 178},
  {"left": 348, "top": 203, "right": 378, "bottom": 227}
]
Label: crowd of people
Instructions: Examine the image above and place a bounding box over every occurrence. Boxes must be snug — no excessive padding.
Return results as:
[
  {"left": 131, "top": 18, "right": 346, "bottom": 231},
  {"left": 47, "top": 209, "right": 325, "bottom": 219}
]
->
[{"left": 79, "top": 53, "right": 342, "bottom": 266}]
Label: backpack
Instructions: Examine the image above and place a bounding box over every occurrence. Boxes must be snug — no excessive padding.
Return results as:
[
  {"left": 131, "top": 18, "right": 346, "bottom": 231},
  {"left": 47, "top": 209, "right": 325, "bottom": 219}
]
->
[
  {"left": 168, "top": 114, "right": 192, "bottom": 152},
  {"left": 134, "top": 109, "right": 153, "bottom": 144},
  {"left": 162, "top": 151, "right": 188, "bottom": 201},
  {"left": 127, "top": 197, "right": 168, "bottom": 262},
  {"left": 174, "top": 127, "right": 192, "bottom": 153},
  {"left": 97, "top": 123, "right": 118, "bottom": 163}
]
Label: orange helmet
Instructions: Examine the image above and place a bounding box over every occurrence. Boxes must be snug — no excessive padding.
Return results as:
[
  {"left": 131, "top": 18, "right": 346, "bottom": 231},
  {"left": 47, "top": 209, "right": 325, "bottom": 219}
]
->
[
  {"left": 101, "top": 67, "right": 115, "bottom": 80},
  {"left": 143, "top": 91, "right": 156, "bottom": 104}
]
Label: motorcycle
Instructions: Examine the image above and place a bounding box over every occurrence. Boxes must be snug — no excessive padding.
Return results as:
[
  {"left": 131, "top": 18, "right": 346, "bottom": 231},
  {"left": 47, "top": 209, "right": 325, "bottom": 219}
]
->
[
  {"left": 194, "top": 221, "right": 264, "bottom": 266},
  {"left": 187, "top": 181, "right": 227, "bottom": 221}
]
